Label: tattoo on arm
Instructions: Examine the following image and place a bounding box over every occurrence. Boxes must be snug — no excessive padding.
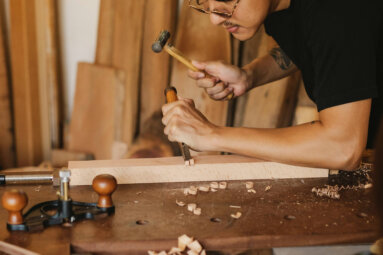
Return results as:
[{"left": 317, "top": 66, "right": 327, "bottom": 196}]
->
[{"left": 270, "top": 47, "right": 292, "bottom": 70}]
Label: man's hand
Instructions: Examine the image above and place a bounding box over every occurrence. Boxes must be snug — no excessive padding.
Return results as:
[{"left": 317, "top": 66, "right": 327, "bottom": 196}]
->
[
  {"left": 162, "top": 98, "right": 218, "bottom": 151},
  {"left": 188, "top": 60, "right": 251, "bottom": 100}
]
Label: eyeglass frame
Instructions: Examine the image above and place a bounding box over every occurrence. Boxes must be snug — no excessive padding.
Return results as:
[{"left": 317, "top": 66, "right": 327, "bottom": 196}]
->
[{"left": 188, "top": 0, "right": 241, "bottom": 18}]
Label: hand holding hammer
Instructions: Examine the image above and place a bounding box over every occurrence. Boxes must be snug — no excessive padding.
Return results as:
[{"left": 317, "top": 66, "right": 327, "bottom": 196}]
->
[{"left": 152, "top": 30, "right": 234, "bottom": 101}]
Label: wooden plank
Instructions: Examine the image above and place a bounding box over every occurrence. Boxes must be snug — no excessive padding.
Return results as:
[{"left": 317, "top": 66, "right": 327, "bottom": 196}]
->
[
  {"left": 68, "top": 155, "right": 329, "bottom": 186},
  {"left": 9, "top": 0, "right": 43, "bottom": 166},
  {"left": 0, "top": 7, "right": 15, "bottom": 169},
  {"left": 170, "top": 1, "right": 231, "bottom": 129},
  {"left": 34, "top": 0, "right": 62, "bottom": 153},
  {"left": 139, "top": 0, "right": 178, "bottom": 132},
  {"left": 69, "top": 63, "right": 127, "bottom": 160},
  {"left": 95, "top": 0, "right": 146, "bottom": 146},
  {"left": 235, "top": 26, "right": 301, "bottom": 128},
  {"left": 51, "top": 149, "right": 93, "bottom": 168},
  {"left": 0, "top": 241, "right": 39, "bottom": 255}
]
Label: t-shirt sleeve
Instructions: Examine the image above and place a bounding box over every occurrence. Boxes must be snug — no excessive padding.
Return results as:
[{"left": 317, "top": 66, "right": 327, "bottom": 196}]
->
[{"left": 309, "top": 3, "right": 379, "bottom": 111}]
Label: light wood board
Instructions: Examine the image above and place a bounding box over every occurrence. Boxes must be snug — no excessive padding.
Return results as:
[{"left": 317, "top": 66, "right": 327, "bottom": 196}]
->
[
  {"left": 293, "top": 80, "right": 319, "bottom": 125},
  {"left": 0, "top": 9, "right": 15, "bottom": 169},
  {"left": 68, "top": 155, "right": 328, "bottom": 186},
  {"left": 9, "top": 0, "right": 43, "bottom": 166},
  {"left": 69, "top": 63, "right": 126, "bottom": 160},
  {"left": 235, "top": 26, "right": 301, "bottom": 128},
  {"left": 170, "top": 0, "right": 231, "bottom": 128},
  {"left": 96, "top": 0, "right": 146, "bottom": 146},
  {"left": 139, "top": 0, "right": 178, "bottom": 132}
]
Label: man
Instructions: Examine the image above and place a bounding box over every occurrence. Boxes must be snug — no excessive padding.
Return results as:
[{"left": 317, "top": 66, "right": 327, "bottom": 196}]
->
[{"left": 162, "top": 0, "right": 382, "bottom": 170}]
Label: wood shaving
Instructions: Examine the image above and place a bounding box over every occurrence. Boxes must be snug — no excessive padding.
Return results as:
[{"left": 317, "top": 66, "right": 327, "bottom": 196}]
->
[
  {"left": 176, "top": 200, "right": 185, "bottom": 207},
  {"left": 178, "top": 234, "right": 193, "bottom": 251},
  {"left": 200, "top": 250, "right": 206, "bottom": 255},
  {"left": 184, "top": 188, "right": 190, "bottom": 195},
  {"left": 168, "top": 247, "right": 182, "bottom": 255},
  {"left": 193, "top": 207, "right": 201, "bottom": 215},
  {"left": 364, "top": 183, "right": 373, "bottom": 189},
  {"left": 148, "top": 251, "right": 157, "bottom": 255},
  {"left": 187, "top": 203, "right": 197, "bottom": 212},
  {"left": 219, "top": 181, "right": 227, "bottom": 189},
  {"left": 247, "top": 188, "right": 256, "bottom": 194},
  {"left": 265, "top": 185, "right": 271, "bottom": 192},
  {"left": 230, "top": 212, "right": 242, "bottom": 219},
  {"left": 284, "top": 215, "right": 296, "bottom": 220},
  {"left": 158, "top": 252, "right": 167, "bottom": 255},
  {"left": 210, "top": 188, "right": 217, "bottom": 192},
  {"left": 312, "top": 186, "right": 340, "bottom": 199},
  {"left": 187, "top": 240, "right": 202, "bottom": 253},
  {"left": 198, "top": 185, "right": 210, "bottom": 192},
  {"left": 229, "top": 205, "right": 241, "bottom": 209},
  {"left": 210, "top": 182, "right": 219, "bottom": 189},
  {"left": 188, "top": 186, "right": 198, "bottom": 195},
  {"left": 245, "top": 181, "right": 254, "bottom": 189},
  {"left": 186, "top": 251, "right": 198, "bottom": 255}
]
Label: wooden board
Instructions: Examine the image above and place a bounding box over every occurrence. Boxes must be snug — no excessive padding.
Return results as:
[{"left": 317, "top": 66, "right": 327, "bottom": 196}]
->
[
  {"left": 96, "top": 0, "right": 146, "bottom": 146},
  {"left": 293, "top": 80, "right": 319, "bottom": 125},
  {"left": 170, "top": 1, "right": 231, "bottom": 128},
  {"left": 139, "top": 0, "right": 178, "bottom": 132},
  {"left": 34, "top": 0, "right": 62, "bottom": 154},
  {"left": 68, "top": 155, "right": 328, "bottom": 186},
  {"left": 0, "top": 8, "right": 15, "bottom": 169},
  {"left": 68, "top": 63, "right": 126, "bottom": 160},
  {"left": 235, "top": 26, "right": 301, "bottom": 128},
  {"left": 9, "top": 0, "right": 43, "bottom": 167}
]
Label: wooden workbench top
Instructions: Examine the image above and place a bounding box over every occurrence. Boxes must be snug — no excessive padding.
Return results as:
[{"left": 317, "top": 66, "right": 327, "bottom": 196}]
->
[{"left": 0, "top": 178, "right": 379, "bottom": 254}]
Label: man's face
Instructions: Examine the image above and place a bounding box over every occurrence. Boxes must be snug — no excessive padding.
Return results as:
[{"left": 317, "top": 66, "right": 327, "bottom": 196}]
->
[{"left": 207, "top": 0, "right": 271, "bottom": 41}]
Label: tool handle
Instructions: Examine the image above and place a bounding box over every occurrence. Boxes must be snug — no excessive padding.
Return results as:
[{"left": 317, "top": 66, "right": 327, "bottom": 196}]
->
[{"left": 165, "top": 87, "right": 178, "bottom": 103}]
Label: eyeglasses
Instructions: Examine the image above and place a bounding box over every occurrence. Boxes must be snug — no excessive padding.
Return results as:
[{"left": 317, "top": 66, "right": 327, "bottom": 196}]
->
[{"left": 188, "top": 0, "right": 240, "bottom": 18}]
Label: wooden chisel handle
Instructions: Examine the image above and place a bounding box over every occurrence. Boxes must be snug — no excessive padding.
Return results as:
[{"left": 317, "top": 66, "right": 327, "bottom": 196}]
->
[{"left": 164, "top": 87, "right": 178, "bottom": 103}]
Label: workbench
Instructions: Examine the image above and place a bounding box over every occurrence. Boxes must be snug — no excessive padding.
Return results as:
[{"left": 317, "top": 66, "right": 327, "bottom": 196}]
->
[{"left": 0, "top": 178, "right": 379, "bottom": 254}]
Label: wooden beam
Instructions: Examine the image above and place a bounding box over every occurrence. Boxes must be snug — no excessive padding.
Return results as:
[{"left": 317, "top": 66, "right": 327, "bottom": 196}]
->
[
  {"left": 0, "top": 6, "right": 15, "bottom": 169},
  {"left": 95, "top": 0, "right": 146, "bottom": 146},
  {"left": 9, "top": 0, "right": 43, "bottom": 166},
  {"left": 69, "top": 63, "right": 126, "bottom": 160},
  {"left": 139, "top": 0, "right": 177, "bottom": 132},
  {"left": 170, "top": 1, "right": 231, "bottom": 131},
  {"left": 68, "top": 155, "right": 328, "bottom": 186}
]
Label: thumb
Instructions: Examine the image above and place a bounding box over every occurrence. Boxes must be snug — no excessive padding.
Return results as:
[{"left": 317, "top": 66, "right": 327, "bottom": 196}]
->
[{"left": 191, "top": 60, "right": 207, "bottom": 70}]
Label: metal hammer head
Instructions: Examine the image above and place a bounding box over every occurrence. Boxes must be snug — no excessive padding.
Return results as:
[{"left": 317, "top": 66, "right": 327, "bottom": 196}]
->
[{"left": 152, "top": 30, "right": 171, "bottom": 53}]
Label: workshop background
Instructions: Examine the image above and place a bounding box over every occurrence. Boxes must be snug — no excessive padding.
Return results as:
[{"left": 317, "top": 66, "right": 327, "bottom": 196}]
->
[{"left": 0, "top": 0, "right": 319, "bottom": 170}]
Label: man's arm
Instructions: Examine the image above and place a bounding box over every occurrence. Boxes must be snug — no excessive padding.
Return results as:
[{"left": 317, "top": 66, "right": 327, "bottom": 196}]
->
[
  {"left": 162, "top": 98, "right": 371, "bottom": 170},
  {"left": 243, "top": 47, "right": 298, "bottom": 88}
]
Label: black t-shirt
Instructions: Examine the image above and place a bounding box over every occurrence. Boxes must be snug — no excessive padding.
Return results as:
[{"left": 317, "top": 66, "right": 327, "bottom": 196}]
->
[{"left": 264, "top": 0, "right": 383, "bottom": 148}]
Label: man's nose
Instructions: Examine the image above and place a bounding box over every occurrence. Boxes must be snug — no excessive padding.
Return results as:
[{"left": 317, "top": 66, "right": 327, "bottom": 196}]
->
[{"left": 209, "top": 13, "right": 227, "bottom": 26}]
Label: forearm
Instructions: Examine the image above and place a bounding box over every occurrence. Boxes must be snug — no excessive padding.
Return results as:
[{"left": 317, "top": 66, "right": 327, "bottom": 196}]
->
[
  {"left": 243, "top": 48, "right": 298, "bottom": 89},
  {"left": 208, "top": 121, "right": 362, "bottom": 170}
]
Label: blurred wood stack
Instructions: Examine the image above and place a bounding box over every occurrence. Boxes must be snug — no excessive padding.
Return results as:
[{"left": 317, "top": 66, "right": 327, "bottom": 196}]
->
[{"left": 0, "top": 0, "right": 319, "bottom": 170}]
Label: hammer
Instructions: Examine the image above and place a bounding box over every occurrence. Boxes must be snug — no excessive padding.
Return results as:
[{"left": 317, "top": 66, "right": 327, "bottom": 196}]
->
[{"left": 152, "top": 30, "right": 234, "bottom": 100}]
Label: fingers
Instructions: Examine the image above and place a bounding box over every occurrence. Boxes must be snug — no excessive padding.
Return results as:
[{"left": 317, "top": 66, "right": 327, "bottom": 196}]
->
[
  {"left": 161, "top": 99, "right": 195, "bottom": 125},
  {"left": 209, "top": 86, "right": 234, "bottom": 101}
]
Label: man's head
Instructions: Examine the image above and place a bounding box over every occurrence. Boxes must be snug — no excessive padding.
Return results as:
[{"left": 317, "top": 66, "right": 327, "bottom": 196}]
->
[{"left": 189, "top": 0, "right": 290, "bottom": 41}]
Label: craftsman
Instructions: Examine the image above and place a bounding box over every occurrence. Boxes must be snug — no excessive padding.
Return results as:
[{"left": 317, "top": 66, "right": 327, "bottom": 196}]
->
[{"left": 162, "top": 0, "right": 383, "bottom": 170}]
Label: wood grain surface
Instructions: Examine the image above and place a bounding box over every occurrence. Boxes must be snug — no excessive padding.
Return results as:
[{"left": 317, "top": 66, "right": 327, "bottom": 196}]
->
[
  {"left": 68, "top": 155, "right": 329, "bottom": 186},
  {"left": 96, "top": 0, "right": 146, "bottom": 146},
  {"left": 9, "top": 0, "right": 43, "bottom": 167},
  {"left": 0, "top": 178, "right": 379, "bottom": 254},
  {"left": 0, "top": 9, "right": 15, "bottom": 169},
  {"left": 170, "top": 1, "right": 231, "bottom": 129},
  {"left": 69, "top": 63, "right": 126, "bottom": 160}
]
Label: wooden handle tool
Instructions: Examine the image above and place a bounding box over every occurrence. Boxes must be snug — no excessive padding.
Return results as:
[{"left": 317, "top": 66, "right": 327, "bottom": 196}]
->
[{"left": 164, "top": 87, "right": 194, "bottom": 166}]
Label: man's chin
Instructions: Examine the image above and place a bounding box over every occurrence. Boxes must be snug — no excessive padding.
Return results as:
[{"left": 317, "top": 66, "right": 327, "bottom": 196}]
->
[{"left": 232, "top": 32, "right": 254, "bottom": 41}]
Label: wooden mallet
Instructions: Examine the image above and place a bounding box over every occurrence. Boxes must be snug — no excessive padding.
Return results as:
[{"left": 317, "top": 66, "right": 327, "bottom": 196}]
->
[{"left": 152, "top": 30, "right": 234, "bottom": 100}]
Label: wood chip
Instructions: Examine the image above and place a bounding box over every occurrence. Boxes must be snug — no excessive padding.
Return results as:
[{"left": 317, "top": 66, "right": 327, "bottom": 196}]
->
[
  {"left": 187, "top": 203, "right": 197, "bottom": 212},
  {"left": 168, "top": 247, "right": 182, "bottom": 255},
  {"left": 188, "top": 186, "right": 198, "bottom": 195},
  {"left": 230, "top": 212, "right": 242, "bottom": 219},
  {"left": 193, "top": 207, "right": 201, "bottom": 215},
  {"left": 364, "top": 183, "right": 373, "bottom": 189},
  {"left": 158, "top": 252, "right": 167, "bottom": 255},
  {"left": 176, "top": 200, "right": 185, "bottom": 207},
  {"left": 210, "top": 182, "right": 219, "bottom": 189},
  {"left": 210, "top": 188, "right": 217, "bottom": 192},
  {"left": 200, "top": 250, "right": 206, "bottom": 255},
  {"left": 186, "top": 251, "right": 198, "bottom": 255},
  {"left": 229, "top": 205, "right": 241, "bottom": 209},
  {"left": 187, "top": 240, "right": 202, "bottom": 253},
  {"left": 198, "top": 185, "right": 210, "bottom": 192},
  {"left": 284, "top": 215, "right": 296, "bottom": 220},
  {"left": 148, "top": 251, "right": 157, "bottom": 255},
  {"left": 247, "top": 188, "right": 256, "bottom": 194},
  {"left": 245, "top": 181, "right": 254, "bottom": 189},
  {"left": 357, "top": 212, "right": 368, "bottom": 218},
  {"left": 184, "top": 188, "right": 190, "bottom": 195},
  {"left": 219, "top": 181, "right": 227, "bottom": 189},
  {"left": 265, "top": 185, "right": 271, "bottom": 192},
  {"left": 178, "top": 234, "right": 193, "bottom": 251}
]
